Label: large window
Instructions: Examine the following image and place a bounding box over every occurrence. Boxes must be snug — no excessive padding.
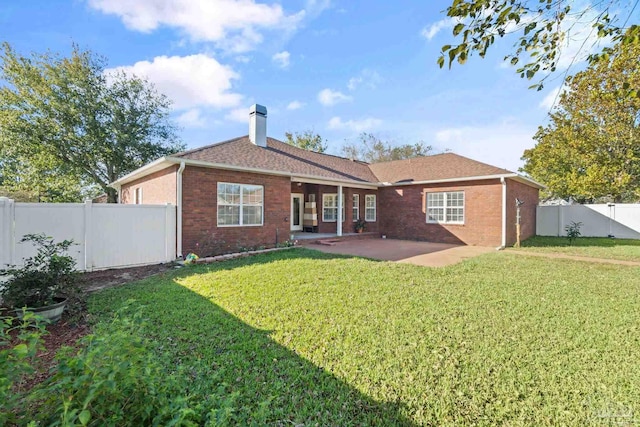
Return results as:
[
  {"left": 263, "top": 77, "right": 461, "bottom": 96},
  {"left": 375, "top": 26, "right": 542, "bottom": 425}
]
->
[
  {"left": 217, "top": 183, "right": 263, "bottom": 226},
  {"left": 323, "top": 194, "right": 345, "bottom": 222},
  {"left": 352, "top": 194, "right": 360, "bottom": 221},
  {"left": 426, "top": 191, "right": 464, "bottom": 224},
  {"left": 365, "top": 195, "right": 376, "bottom": 222}
]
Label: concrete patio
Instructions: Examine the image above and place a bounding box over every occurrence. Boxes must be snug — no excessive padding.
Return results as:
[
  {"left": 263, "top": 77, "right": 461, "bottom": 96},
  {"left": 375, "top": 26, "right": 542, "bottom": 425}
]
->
[{"left": 309, "top": 238, "right": 496, "bottom": 267}]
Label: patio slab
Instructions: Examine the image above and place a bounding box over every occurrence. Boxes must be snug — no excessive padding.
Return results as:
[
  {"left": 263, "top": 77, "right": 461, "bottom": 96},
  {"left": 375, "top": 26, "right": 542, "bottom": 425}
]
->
[{"left": 310, "top": 238, "right": 495, "bottom": 267}]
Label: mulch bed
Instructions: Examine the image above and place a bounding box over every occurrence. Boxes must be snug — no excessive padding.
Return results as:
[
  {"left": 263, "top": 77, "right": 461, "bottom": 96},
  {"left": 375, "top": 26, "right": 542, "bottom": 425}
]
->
[{"left": 5, "top": 262, "right": 175, "bottom": 393}]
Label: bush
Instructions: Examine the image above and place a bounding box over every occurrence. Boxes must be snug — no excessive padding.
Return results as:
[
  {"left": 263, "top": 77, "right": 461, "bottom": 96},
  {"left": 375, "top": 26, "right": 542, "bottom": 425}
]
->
[
  {"left": 0, "top": 234, "right": 79, "bottom": 309},
  {"left": 565, "top": 221, "right": 583, "bottom": 245},
  {"left": 0, "top": 310, "right": 47, "bottom": 425},
  {"left": 25, "top": 302, "right": 237, "bottom": 426}
]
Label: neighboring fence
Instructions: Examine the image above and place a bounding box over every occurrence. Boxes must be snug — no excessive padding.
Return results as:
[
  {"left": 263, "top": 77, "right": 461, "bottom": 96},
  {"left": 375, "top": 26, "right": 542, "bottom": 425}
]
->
[
  {"left": 537, "top": 204, "right": 640, "bottom": 239},
  {"left": 0, "top": 197, "right": 176, "bottom": 271}
]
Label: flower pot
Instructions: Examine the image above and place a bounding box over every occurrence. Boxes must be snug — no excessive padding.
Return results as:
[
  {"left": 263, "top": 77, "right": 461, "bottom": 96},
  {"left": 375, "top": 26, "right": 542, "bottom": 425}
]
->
[
  {"left": 15, "top": 297, "right": 67, "bottom": 323},
  {"left": 356, "top": 229, "right": 363, "bottom": 233}
]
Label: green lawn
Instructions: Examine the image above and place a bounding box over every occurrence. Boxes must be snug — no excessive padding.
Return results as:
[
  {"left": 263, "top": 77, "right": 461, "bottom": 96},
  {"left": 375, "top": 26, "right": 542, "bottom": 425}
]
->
[
  {"left": 518, "top": 236, "right": 640, "bottom": 262},
  {"left": 88, "top": 249, "right": 640, "bottom": 425}
]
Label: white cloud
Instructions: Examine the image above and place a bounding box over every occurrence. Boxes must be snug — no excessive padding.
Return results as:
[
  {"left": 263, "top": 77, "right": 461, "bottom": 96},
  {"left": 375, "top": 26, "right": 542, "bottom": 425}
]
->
[
  {"left": 176, "top": 108, "right": 206, "bottom": 128},
  {"left": 224, "top": 107, "right": 249, "bottom": 123},
  {"left": 286, "top": 100, "right": 305, "bottom": 110},
  {"left": 433, "top": 119, "right": 537, "bottom": 171},
  {"left": 539, "top": 86, "right": 564, "bottom": 110},
  {"left": 347, "top": 69, "right": 383, "bottom": 91},
  {"left": 88, "top": 0, "right": 305, "bottom": 53},
  {"left": 106, "top": 54, "right": 242, "bottom": 111},
  {"left": 328, "top": 116, "right": 382, "bottom": 132},
  {"left": 272, "top": 51, "right": 291, "bottom": 69},
  {"left": 317, "top": 88, "right": 352, "bottom": 106},
  {"left": 420, "top": 18, "right": 457, "bottom": 41}
]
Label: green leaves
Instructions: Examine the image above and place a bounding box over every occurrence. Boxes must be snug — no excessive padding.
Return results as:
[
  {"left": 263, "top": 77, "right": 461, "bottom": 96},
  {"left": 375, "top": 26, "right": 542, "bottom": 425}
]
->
[
  {"left": 522, "top": 34, "right": 640, "bottom": 202},
  {"left": 440, "top": 1, "right": 637, "bottom": 88},
  {"left": 341, "top": 133, "right": 434, "bottom": 163},
  {"left": 0, "top": 43, "right": 185, "bottom": 203},
  {"left": 453, "top": 22, "right": 465, "bottom": 36},
  {"left": 284, "top": 130, "right": 328, "bottom": 153}
]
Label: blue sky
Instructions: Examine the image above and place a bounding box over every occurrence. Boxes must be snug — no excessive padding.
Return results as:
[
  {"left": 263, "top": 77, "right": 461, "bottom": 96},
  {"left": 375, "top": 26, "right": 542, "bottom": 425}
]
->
[{"left": 0, "top": 0, "right": 614, "bottom": 171}]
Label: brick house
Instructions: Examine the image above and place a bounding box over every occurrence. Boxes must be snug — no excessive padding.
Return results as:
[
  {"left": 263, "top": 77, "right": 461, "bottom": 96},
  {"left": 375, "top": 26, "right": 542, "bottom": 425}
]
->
[{"left": 110, "top": 104, "right": 542, "bottom": 257}]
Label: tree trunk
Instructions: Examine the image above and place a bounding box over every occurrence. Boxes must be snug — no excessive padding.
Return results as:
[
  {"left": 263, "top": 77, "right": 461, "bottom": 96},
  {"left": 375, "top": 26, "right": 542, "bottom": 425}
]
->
[{"left": 106, "top": 187, "right": 118, "bottom": 203}]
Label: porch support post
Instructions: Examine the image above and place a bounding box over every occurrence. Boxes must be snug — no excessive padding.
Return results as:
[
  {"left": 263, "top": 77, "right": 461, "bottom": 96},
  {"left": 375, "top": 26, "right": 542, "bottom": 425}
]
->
[{"left": 337, "top": 185, "right": 343, "bottom": 237}]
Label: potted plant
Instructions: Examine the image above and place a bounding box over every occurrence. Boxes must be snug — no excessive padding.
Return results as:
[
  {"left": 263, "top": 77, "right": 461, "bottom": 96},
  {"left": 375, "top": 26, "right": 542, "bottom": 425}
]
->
[
  {"left": 0, "top": 234, "right": 78, "bottom": 323},
  {"left": 354, "top": 218, "right": 367, "bottom": 233}
]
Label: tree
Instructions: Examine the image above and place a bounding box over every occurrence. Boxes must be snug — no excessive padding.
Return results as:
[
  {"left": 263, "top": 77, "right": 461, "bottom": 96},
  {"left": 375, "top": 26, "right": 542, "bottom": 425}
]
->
[
  {"left": 342, "top": 133, "right": 434, "bottom": 163},
  {"left": 439, "top": 1, "right": 639, "bottom": 90},
  {"left": 521, "top": 38, "right": 640, "bottom": 203},
  {"left": 0, "top": 43, "right": 184, "bottom": 203},
  {"left": 284, "top": 130, "right": 327, "bottom": 153}
]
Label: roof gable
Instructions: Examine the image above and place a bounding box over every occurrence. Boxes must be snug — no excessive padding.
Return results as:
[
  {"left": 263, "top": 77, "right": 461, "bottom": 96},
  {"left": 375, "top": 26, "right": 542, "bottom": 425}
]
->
[{"left": 174, "top": 136, "right": 378, "bottom": 183}]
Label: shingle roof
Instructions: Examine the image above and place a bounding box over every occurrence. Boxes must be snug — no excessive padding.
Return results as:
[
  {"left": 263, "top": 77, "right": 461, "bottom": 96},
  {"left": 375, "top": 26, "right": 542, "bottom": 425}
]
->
[
  {"left": 174, "top": 136, "right": 378, "bottom": 183},
  {"left": 368, "top": 153, "right": 513, "bottom": 183},
  {"left": 171, "top": 137, "right": 517, "bottom": 185}
]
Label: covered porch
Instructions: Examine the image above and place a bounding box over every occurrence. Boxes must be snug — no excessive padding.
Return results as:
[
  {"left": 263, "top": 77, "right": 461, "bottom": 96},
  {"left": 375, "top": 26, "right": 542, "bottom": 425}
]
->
[{"left": 288, "top": 177, "right": 379, "bottom": 237}]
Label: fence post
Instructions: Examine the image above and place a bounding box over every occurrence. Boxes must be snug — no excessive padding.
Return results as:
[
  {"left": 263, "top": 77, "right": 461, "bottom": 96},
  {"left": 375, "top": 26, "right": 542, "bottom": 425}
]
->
[
  {"left": 557, "top": 206, "right": 564, "bottom": 237},
  {"left": 0, "top": 197, "right": 15, "bottom": 267},
  {"left": 165, "top": 203, "right": 172, "bottom": 262},
  {"left": 84, "top": 200, "right": 93, "bottom": 272}
]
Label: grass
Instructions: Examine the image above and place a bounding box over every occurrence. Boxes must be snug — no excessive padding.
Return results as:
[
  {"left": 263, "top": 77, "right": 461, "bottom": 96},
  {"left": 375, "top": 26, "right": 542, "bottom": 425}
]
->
[
  {"left": 88, "top": 248, "right": 640, "bottom": 425},
  {"left": 518, "top": 236, "right": 640, "bottom": 262}
]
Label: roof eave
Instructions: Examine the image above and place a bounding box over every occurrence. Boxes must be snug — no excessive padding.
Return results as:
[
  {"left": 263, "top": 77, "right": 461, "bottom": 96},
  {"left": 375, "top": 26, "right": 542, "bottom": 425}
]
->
[
  {"left": 108, "top": 157, "right": 173, "bottom": 188},
  {"left": 381, "top": 173, "right": 545, "bottom": 189}
]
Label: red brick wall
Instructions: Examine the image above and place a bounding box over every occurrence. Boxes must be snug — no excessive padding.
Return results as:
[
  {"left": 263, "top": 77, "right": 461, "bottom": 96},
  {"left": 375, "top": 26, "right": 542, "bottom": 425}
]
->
[
  {"left": 506, "top": 179, "right": 539, "bottom": 246},
  {"left": 121, "top": 165, "right": 178, "bottom": 205},
  {"left": 182, "top": 166, "right": 290, "bottom": 256},
  {"left": 379, "top": 180, "right": 503, "bottom": 246}
]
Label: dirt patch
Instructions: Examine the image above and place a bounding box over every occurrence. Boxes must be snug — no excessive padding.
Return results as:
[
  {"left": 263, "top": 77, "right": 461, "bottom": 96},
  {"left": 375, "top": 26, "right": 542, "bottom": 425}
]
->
[
  {"left": 503, "top": 249, "right": 640, "bottom": 266},
  {"left": 78, "top": 262, "right": 177, "bottom": 293},
  {"left": 5, "top": 316, "right": 90, "bottom": 393}
]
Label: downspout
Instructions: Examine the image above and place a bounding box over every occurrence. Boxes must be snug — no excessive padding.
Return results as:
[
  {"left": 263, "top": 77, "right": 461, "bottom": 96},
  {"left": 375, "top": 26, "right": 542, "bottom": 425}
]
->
[
  {"left": 337, "top": 185, "right": 343, "bottom": 236},
  {"left": 500, "top": 177, "right": 507, "bottom": 249},
  {"left": 177, "top": 161, "right": 186, "bottom": 259}
]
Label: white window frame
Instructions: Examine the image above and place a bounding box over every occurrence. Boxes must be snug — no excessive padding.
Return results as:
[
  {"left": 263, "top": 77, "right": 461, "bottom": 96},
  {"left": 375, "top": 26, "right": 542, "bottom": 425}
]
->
[
  {"left": 426, "top": 191, "right": 465, "bottom": 224},
  {"left": 134, "top": 187, "right": 143, "bottom": 205},
  {"left": 322, "top": 193, "right": 345, "bottom": 222},
  {"left": 365, "top": 195, "right": 376, "bottom": 222},
  {"left": 217, "top": 182, "right": 264, "bottom": 227},
  {"left": 352, "top": 194, "right": 360, "bottom": 221}
]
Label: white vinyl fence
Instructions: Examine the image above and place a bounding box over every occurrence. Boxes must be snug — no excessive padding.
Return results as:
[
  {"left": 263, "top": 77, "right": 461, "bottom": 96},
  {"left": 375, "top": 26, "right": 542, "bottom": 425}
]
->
[
  {"left": 537, "top": 204, "right": 640, "bottom": 239},
  {"left": 0, "top": 197, "right": 176, "bottom": 271}
]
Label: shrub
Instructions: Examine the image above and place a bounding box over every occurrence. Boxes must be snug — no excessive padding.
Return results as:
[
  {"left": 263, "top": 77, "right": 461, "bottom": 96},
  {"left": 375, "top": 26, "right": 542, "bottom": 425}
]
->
[
  {"left": 26, "top": 303, "right": 237, "bottom": 426},
  {"left": 0, "top": 310, "right": 47, "bottom": 425},
  {"left": 565, "top": 221, "right": 583, "bottom": 245},
  {"left": 0, "top": 234, "right": 79, "bottom": 309}
]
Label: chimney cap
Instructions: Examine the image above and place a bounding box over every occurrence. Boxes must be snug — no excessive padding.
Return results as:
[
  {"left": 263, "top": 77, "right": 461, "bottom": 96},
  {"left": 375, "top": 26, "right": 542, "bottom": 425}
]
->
[{"left": 250, "top": 104, "right": 267, "bottom": 116}]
